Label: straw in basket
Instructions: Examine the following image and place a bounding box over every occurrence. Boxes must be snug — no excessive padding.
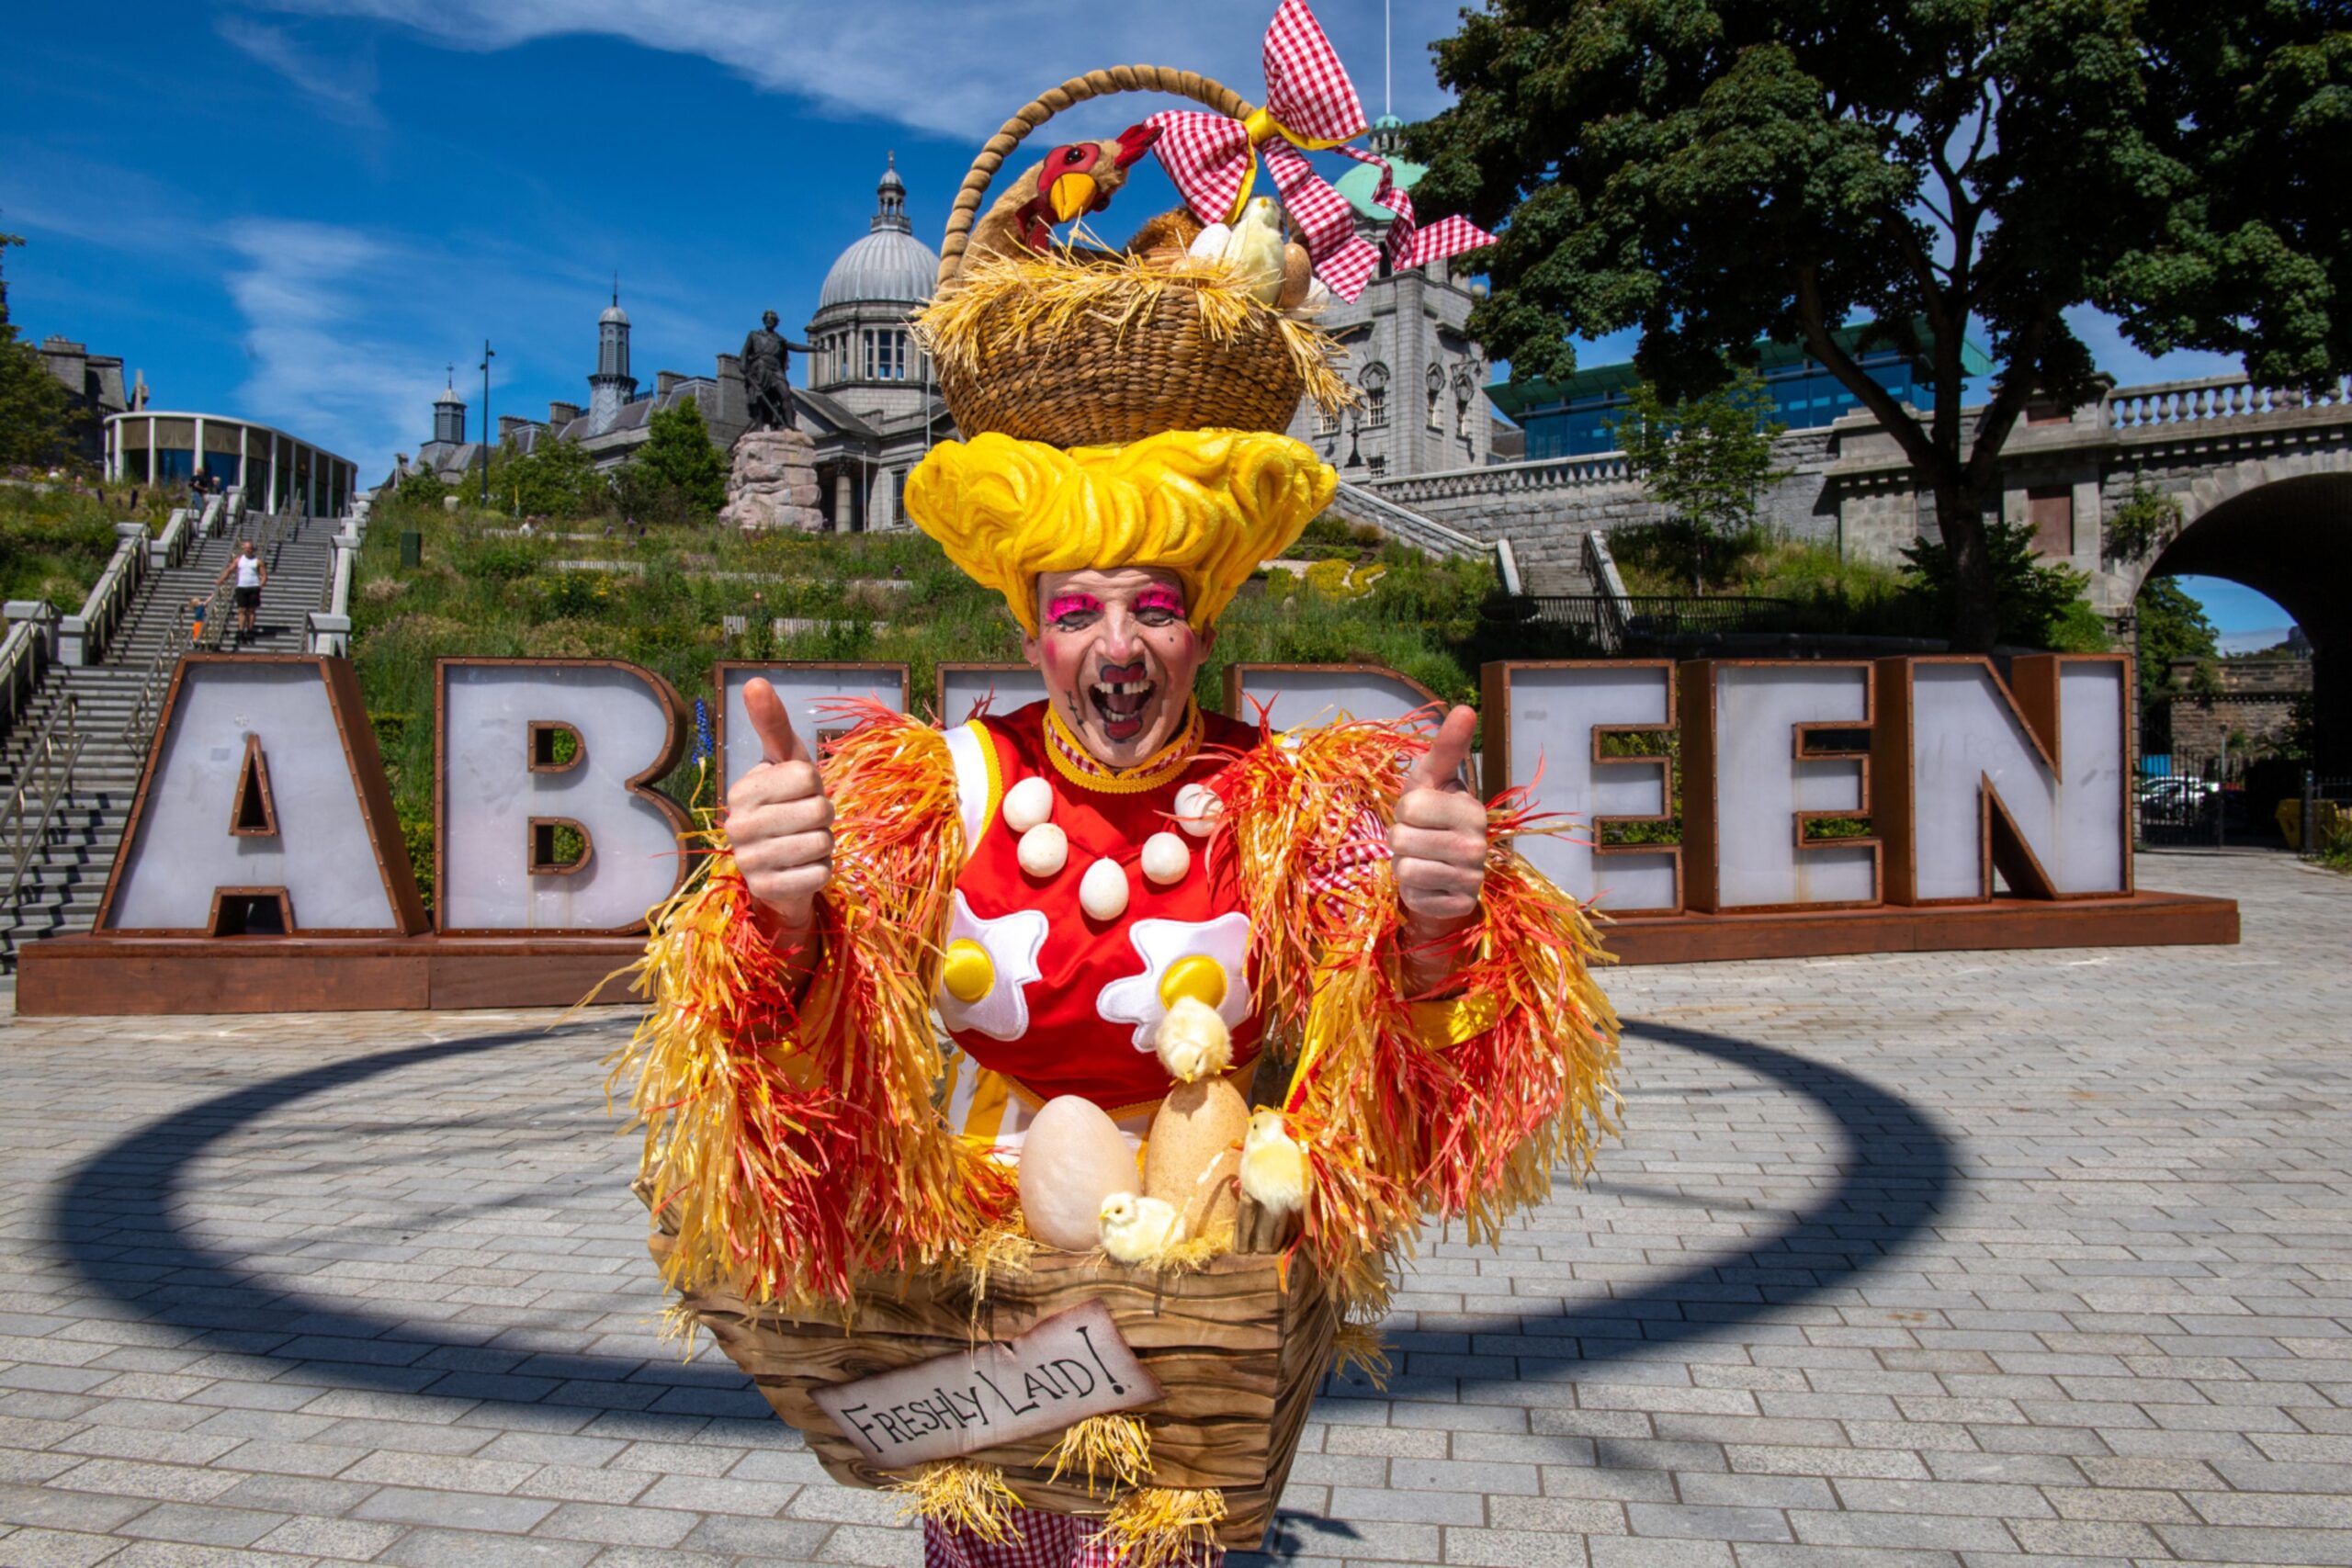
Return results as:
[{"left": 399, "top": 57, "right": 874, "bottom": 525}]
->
[{"left": 916, "top": 65, "right": 1354, "bottom": 450}]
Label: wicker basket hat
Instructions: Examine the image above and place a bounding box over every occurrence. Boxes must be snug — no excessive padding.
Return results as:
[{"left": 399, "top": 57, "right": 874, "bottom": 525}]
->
[{"left": 916, "top": 66, "right": 1351, "bottom": 450}]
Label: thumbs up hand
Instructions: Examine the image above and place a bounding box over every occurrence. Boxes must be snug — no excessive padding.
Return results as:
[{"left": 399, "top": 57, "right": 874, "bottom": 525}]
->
[
  {"left": 1389, "top": 705, "right": 1487, "bottom": 937},
  {"left": 727, "top": 678, "right": 834, "bottom": 933}
]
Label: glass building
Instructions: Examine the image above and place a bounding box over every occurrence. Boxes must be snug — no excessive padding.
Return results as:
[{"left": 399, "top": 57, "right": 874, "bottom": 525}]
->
[
  {"left": 103, "top": 412, "right": 359, "bottom": 516},
  {"left": 1489, "top": 320, "right": 1993, "bottom": 460}
]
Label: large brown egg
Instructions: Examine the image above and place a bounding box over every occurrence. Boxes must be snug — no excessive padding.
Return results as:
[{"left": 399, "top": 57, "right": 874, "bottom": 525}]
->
[
  {"left": 1144, "top": 1075, "right": 1249, "bottom": 1241},
  {"left": 1018, "top": 1096, "right": 1140, "bottom": 1251}
]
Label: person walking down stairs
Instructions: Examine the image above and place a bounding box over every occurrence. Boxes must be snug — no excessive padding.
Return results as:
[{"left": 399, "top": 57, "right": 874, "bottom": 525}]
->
[{"left": 212, "top": 541, "right": 268, "bottom": 649}]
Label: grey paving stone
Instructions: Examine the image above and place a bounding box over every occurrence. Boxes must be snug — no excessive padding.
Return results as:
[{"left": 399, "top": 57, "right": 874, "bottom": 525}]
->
[
  {"left": 9, "top": 852, "right": 2352, "bottom": 1565},
  {"left": 349, "top": 1483, "right": 560, "bottom": 1533}
]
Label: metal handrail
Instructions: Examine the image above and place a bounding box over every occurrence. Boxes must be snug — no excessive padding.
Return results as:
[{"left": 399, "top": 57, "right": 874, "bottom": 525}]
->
[
  {"left": 0, "top": 617, "right": 48, "bottom": 736},
  {"left": 4, "top": 694, "right": 84, "bottom": 910},
  {"left": 119, "top": 603, "right": 199, "bottom": 751}
]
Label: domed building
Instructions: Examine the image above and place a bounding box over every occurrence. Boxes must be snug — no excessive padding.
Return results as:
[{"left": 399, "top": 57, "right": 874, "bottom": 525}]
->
[{"left": 793, "top": 155, "right": 954, "bottom": 531}]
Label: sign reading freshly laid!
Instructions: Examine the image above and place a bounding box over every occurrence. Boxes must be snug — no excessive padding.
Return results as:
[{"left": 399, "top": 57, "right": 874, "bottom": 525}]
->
[{"left": 811, "top": 1301, "right": 1163, "bottom": 1468}]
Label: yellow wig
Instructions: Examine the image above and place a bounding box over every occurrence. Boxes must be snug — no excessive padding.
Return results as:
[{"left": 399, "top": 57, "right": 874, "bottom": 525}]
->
[{"left": 905, "top": 429, "right": 1337, "bottom": 635}]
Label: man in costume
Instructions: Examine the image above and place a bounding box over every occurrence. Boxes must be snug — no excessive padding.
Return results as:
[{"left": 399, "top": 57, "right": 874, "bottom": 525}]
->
[{"left": 626, "top": 427, "right": 1617, "bottom": 1567}]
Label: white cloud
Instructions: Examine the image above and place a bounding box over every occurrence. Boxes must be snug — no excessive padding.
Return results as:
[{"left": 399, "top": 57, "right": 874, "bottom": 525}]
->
[
  {"left": 245, "top": 0, "right": 1468, "bottom": 141},
  {"left": 215, "top": 15, "right": 383, "bottom": 128},
  {"left": 219, "top": 219, "right": 650, "bottom": 483}
]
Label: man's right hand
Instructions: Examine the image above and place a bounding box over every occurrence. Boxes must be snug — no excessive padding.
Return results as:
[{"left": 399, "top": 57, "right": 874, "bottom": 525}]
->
[{"left": 726, "top": 678, "right": 834, "bottom": 932}]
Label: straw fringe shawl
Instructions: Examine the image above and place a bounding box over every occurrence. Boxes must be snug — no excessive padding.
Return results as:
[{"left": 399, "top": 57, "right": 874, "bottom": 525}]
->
[
  {"left": 612, "top": 705, "right": 1017, "bottom": 1311},
  {"left": 616, "top": 705, "right": 1619, "bottom": 1324},
  {"left": 1212, "top": 712, "right": 1624, "bottom": 1325}
]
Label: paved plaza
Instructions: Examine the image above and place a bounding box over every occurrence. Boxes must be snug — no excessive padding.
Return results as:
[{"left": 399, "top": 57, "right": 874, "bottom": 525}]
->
[{"left": 0, "top": 850, "right": 2344, "bottom": 1566}]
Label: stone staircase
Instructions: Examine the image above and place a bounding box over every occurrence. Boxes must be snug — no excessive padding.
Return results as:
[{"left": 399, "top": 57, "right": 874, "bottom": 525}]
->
[{"left": 0, "top": 514, "right": 341, "bottom": 969}]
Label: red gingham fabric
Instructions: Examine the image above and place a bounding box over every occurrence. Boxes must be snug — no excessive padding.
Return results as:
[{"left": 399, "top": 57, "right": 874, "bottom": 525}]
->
[
  {"left": 1148, "top": 0, "right": 1496, "bottom": 300},
  {"left": 925, "top": 1511, "right": 1227, "bottom": 1568}
]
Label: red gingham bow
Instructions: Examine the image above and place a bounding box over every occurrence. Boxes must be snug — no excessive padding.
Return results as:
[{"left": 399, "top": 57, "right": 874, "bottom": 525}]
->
[{"left": 1145, "top": 0, "right": 1496, "bottom": 302}]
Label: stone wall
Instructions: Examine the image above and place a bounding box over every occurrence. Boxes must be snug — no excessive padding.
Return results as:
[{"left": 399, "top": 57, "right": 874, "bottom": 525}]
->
[
  {"left": 2162, "top": 658, "right": 2312, "bottom": 753},
  {"left": 1361, "top": 426, "right": 1841, "bottom": 592}
]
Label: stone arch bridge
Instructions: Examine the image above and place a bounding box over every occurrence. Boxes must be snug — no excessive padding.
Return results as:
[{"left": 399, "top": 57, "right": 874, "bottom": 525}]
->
[{"left": 1350, "top": 370, "right": 2352, "bottom": 765}]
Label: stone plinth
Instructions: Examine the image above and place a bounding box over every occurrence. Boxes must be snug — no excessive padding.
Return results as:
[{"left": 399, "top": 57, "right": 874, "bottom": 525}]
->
[{"left": 721, "top": 429, "right": 825, "bottom": 532}]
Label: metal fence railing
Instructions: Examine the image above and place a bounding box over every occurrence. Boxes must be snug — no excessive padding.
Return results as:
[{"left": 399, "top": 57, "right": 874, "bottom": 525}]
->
[
  {"left": 1483, "top": 593, "right": 1805, "bottom": 649},
  {"left": 4, "top": 694, "right": 82, "bottom": 910}
]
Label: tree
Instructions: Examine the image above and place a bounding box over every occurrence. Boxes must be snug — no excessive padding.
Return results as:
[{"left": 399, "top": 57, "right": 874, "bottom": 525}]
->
[
  {"left": 1606, "top": 368, "right": 1789, "bottom": 592},
  {"left": 2130, "top": 574, "right": 2223, "bottom": 754},
  {"left": 0, "top": 233, "right": 76, "bottom": 470},
  {"left": 1412, "top": 0, "right": 2349, "bottom": 651},
  {"left": 1898, "top": 515, "right": 2097, "bottom": 651},
  {"left": 492, "top": 434, "right": 603, "bottom": 519},
  {"left": 629, "top": 398, "right": 729, "bottom": 520}
]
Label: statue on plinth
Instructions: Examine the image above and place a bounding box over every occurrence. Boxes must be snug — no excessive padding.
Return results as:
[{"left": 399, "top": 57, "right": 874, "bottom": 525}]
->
[{"left": 741, "top": 310, "right": 817, "bottom": 433}]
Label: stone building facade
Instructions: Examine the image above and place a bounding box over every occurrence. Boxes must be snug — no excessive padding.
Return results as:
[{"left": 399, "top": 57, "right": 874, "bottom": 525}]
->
[{"left": 1282, "top": 118, "right": 1493, "bottom": 483}]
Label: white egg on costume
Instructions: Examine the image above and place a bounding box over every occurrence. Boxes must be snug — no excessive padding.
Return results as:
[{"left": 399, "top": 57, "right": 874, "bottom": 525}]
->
[
  {"left": 1140, "top": 831, "right": 1191, "bottom": 886},
  {"left": 1079, "top": 857, "right": 1130, "bottom": 920}
]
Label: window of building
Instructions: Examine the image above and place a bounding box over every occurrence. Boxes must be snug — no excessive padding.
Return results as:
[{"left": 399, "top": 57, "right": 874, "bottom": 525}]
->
[
  {"left": 863, "top": 331, "right": 876, "bottom": 379},
  {"left": 1361, "top": 362, "right": 1390, "bottom": 430},
  {"left": 1366, "top": 455, "right": 1387, "bottom": 478},
  {"left": 1315, "top": 407, "right": 1340, "bottom": 436}
]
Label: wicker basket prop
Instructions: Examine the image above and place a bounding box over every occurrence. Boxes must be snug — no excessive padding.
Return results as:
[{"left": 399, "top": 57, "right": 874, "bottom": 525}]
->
[
  {"left": 654, "top": 1232, "right": 1337, "bottom": 1550},
  {"left": 918, "top": 65, "right": 1353, "bottom": 448}
]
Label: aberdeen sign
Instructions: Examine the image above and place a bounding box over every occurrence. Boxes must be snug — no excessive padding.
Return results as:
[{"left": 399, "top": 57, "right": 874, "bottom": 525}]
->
[{"left": 15, "top": 651, "right": 2235, "bottom": 1017}]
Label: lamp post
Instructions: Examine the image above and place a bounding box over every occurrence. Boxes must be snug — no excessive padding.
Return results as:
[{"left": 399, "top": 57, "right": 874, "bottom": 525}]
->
[{"left": 478, "top": 339, "right": 495, "bottom": 507}]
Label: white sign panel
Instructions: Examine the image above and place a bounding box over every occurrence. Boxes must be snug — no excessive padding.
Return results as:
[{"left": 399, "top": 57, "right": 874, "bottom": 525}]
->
[
  {"left": 1495, "top": 663, "right": 1679, "bottom": 913},
  {"left": 1709, "top": 662, "right": 1877, "bottom": 909},
  {"left": 1226, "top": 664, "right": 1433, "bottom": 733},
  {"left": 939, "top": 664, "right": 1048, "bottom": 726},
  {"left": 718, "top": 663, "right": 907, "bottom": 794},
  {"left": 106, "top": 660, "right": 409, "bottom": 932},
  {"left": 812, "top": 1300, "right": 1163, "bottom": 1469},
  {"left": 437, "top": 660, "right": 688, "bottom": 931}
]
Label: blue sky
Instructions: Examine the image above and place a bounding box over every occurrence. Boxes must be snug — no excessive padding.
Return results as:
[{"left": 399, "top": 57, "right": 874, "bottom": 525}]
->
[{"left": 2, "top": 0, "right": 2293, "bottom": 639}]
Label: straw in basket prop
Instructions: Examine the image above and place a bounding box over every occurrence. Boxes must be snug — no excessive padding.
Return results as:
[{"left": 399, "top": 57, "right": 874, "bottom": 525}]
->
[{"left": 616, "top": 6, "right": 1613, "bottom": 1561}]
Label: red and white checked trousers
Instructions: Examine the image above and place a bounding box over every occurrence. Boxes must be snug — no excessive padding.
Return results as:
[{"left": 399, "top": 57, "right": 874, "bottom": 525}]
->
[{"left": 924, "top": 1510, "right": 1226, "bottom": 1568}]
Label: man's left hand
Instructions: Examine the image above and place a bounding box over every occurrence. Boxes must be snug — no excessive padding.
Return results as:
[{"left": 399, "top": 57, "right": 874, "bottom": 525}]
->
[{"left": 1390, "top": 705, "right": 1487, "bottom": 935}]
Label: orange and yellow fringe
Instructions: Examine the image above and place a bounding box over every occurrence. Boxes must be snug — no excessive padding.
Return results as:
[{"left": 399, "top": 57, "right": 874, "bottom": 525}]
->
[{"left": 614, "top": 703, "right": 1621, "bottom": 1332}]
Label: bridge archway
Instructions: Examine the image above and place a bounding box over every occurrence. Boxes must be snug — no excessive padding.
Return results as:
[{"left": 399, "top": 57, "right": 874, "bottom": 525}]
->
[{"left": 2139, "top": 470, "right": 2351, "bottom": 770}]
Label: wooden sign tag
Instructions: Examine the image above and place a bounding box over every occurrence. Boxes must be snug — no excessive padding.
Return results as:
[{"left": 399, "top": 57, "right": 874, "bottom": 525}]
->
[{"left": 813, "top": 1300, "right": 1163, "bottom": 1469}]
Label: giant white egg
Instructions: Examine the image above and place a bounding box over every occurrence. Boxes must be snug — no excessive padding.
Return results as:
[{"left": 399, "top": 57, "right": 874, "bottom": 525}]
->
[{"left": 1018, "top": 1096, "right": 1139, "bottom": 1251}]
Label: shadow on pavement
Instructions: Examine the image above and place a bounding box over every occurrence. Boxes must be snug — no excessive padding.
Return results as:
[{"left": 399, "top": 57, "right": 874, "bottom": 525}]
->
[{"left": 53, "top": 1018, "right": 1955, "bottom": 1469}]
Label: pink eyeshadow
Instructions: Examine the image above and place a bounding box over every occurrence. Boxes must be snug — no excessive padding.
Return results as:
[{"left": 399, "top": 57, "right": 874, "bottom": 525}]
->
[
  {"left": 1136, "top": 585, "right": 1185, "bottom": 615},
  {"left": 1046, "top": 593, "right": 1102, "bottom": 620}
]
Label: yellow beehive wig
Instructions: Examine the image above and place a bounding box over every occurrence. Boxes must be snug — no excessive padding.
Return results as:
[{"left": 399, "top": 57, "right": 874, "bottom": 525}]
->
[{"left": 905, "top": 429, "right": 1337, "bottom": 636}]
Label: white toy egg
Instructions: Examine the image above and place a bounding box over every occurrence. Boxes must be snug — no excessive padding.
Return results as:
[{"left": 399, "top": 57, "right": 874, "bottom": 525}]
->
[
  {"left": 1017, "top": 822, "right": 1068, "bottom": 878},
  {"left": 1186, "top": 221, "right": 1233, "bottom": 261},
  {"left": 1079, "top": 857, "right": 1130, "bottom": 921},
  {"left": 1002, "top": 775, "right": 1054, "bottom": 834},
  {"left": 1172, "top": 783, "right": 1221, "bottom": 837},
  {"left": 1140, "top": 831, "right": 1191, "bottom": 886}
]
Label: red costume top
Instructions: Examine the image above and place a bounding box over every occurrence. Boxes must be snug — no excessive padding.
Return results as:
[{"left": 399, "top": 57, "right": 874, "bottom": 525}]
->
[{"left": 936, "top": 699, "right": 1266, "bottom": 1127}]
